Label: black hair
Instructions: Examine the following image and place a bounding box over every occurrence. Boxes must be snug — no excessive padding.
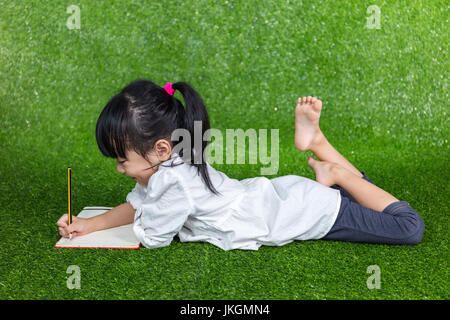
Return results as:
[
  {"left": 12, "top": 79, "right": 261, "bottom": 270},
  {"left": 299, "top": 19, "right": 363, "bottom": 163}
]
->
[{"left": 95, "top": 79, "right": 221, "bottom": 196}]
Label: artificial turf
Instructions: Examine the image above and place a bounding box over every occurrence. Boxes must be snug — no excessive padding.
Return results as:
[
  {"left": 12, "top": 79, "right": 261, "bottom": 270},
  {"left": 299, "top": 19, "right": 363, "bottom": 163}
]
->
[{"left": 0, "top": 0, "right": 448, "bottom": 299}]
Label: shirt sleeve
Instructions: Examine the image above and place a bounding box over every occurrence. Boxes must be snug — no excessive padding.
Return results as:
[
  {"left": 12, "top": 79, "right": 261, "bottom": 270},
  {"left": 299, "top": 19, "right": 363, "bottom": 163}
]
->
[
  {"left": 126, "top": 183, "right": 147, "bottom": 210},
  {"left": 133, "top": 169, "right": 193, "bottom": 249}
]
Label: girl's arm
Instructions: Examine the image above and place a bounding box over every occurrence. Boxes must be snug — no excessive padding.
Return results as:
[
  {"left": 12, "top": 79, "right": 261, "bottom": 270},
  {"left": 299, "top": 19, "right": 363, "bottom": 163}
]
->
[
  {"left": 88, "top": 202, "right": 136, "bottom": 232},
  {"left": 57, "top": 202, "right": 136, "bottom": 238}
]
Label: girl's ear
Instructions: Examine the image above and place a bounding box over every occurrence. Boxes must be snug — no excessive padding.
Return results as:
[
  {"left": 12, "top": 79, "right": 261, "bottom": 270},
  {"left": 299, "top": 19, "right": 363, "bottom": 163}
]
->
[{"left": 153, "top": 139, "right": 172, "bottom": 161}]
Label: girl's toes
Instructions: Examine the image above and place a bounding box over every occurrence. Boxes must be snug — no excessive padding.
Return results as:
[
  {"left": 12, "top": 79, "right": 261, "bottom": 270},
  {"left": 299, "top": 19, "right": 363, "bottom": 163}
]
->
[
  {"left": 313, "top": 100, "right": 322, "bottom": 113},
  {"left": 302, "top": 96, "right": 307, "bottom": 104},
  {"left": 311, "top": 97, "right": 317, "bottom": 103},
  {"left": 307, "top": 96, "right": 312, "bottom": 103}
]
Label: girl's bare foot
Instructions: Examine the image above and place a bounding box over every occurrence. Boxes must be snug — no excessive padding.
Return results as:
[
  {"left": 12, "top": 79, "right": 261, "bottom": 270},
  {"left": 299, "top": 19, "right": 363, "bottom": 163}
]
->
[
  {"left": 307, "top": 156, "right": 338, "bottom": 187},
  {"left": 295, "top": 96, "right": 325, "bottom": 151}
]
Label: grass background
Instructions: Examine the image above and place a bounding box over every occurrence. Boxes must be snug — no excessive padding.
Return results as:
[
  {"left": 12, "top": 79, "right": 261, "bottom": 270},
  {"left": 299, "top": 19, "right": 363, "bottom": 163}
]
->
[{"left": 0, "top": 0, "right": 448, "bottom": 299}]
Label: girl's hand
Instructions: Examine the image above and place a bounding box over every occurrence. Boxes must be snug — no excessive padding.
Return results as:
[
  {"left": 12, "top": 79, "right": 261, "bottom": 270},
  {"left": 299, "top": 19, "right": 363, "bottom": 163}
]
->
[{"left": 56, "top": 214, "right": 92, "bottom": 239}]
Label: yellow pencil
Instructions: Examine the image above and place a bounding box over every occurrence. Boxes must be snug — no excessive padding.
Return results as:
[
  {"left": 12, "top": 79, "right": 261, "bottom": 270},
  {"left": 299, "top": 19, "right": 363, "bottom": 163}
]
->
[{"left": 68, "top": 167, "right": 72, "bottom": 239}]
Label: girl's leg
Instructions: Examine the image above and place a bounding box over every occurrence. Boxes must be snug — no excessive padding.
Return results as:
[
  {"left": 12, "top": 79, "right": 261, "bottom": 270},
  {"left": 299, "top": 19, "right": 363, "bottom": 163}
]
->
[
  {"left": 308, "top": 156, "right": 400, "bottom": 212},
  {"left": 330, "top": 171, "right": 374, "bottom": 203},
  {"left": 322, "top": 195, "right": 425, "bottom": 245},
  {"left": 309, "top": 162, "right": 425, "bottom": 244},
  {"left": 295, "top": 97, "right": 424, "bottom": 244},
  {"left": 295, "top": 96, "right": 398, "bottom": 211},
  {"left": 334, "top": 165, "right": 399, "bottom": 213},
  {"left": 295, "top": 96, "right": 363, "bottom": 178},
  {"left": 314, "top": 161, "right": 424, "bottom": 245},
  {"left": 309, "top": 132, "right": 363, "bottom": 178}
]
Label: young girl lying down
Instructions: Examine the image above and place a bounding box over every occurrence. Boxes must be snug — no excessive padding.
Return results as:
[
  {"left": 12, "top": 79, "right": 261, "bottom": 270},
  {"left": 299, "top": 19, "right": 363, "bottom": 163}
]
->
[{"left": 57, "top": 80, "right": 424, "bottom": 250}]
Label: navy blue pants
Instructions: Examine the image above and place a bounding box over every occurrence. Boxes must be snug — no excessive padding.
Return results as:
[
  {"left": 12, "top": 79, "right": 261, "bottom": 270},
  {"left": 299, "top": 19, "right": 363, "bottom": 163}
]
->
[{"left": 322, "top": 171, "right": 424, "bottom": 245}]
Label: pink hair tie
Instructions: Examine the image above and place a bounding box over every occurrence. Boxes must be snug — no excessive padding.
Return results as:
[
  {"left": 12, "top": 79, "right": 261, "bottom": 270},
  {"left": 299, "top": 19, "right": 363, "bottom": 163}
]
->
[{"left": 163, "top": 82, "right": 175, "bottom": 96}]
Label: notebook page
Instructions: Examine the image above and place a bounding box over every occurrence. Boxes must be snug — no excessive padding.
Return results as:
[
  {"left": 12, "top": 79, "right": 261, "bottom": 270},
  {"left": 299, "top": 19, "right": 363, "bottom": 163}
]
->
[{"left": 54, "top": 207, "right": 140, "bottom": 249}]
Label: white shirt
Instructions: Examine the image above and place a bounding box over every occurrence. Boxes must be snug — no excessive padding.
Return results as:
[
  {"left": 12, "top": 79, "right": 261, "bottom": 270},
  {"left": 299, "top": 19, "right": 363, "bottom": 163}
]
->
[{"left": 127, "top": 153, "right": 342, "bottom": 251}]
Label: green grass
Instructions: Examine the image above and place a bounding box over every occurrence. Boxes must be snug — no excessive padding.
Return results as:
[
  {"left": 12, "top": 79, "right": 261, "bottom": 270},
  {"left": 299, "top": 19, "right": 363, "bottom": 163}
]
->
[{"left": 0, "top": 0, "right": 448, "bottom": 299}]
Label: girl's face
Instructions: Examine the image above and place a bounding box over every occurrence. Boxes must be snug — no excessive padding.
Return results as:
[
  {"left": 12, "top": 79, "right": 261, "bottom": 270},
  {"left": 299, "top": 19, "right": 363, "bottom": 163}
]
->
[
  {"left": 116, "top": 150, "right": 160, "bottom": 187},
  {"left": 116, "top": 140, "right": 173, "bottom": 187}
]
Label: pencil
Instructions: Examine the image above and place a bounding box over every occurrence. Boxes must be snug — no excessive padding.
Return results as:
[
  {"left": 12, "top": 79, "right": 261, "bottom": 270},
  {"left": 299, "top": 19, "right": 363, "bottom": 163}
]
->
[{"left": 68, "top": 167, "right": 72, "bottom": 239}]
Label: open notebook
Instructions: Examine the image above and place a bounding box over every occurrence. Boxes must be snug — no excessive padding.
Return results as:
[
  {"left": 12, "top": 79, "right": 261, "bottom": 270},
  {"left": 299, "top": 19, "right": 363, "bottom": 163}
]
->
[{"left": 54, "top": 207, "right": 141, "bottom": 249}]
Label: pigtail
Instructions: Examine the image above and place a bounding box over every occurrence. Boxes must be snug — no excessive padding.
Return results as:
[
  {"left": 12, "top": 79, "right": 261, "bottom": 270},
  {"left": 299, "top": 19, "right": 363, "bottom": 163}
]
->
[{"left": 171, "top": 82, "right": 221, "bottom": 196}]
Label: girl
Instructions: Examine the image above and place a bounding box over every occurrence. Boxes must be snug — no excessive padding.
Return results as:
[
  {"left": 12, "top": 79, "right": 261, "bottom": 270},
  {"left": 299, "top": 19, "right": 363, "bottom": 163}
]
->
[{"left": 56, "top": 80, "right": 424, "bottom": 250}]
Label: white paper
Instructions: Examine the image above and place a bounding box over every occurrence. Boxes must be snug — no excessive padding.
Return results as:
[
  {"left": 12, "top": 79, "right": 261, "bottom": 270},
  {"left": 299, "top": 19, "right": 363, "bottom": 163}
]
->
[{"left": 55, "top": 207, "right": 140, "bottom": 249}]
